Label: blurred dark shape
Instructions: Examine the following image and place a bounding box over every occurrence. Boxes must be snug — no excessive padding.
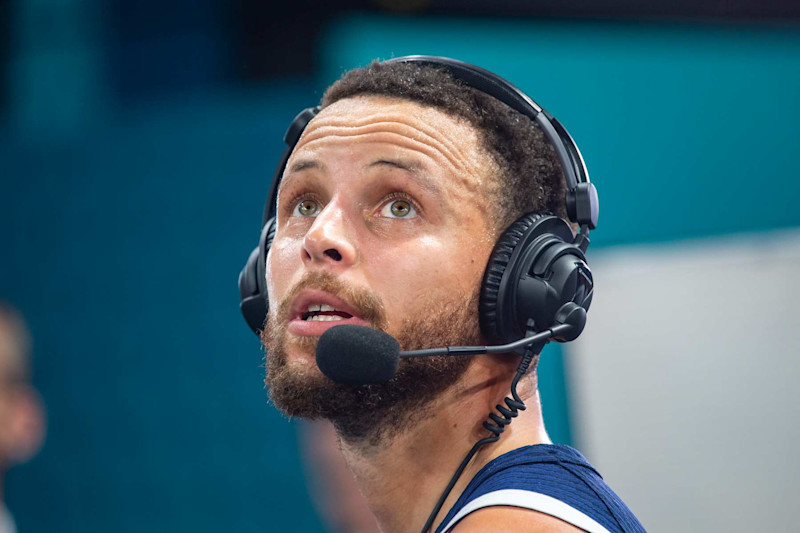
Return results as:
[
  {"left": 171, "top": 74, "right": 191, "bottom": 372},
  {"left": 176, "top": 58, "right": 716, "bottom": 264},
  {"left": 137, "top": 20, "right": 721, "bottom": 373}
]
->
[
  {"left": 231, "top": 0, "right": 370, "bottom": 81},
  {"left": 423, "top": 0, "right": 800, "bottom": 19},
  {"left": 107, "top": 0, "right": 233, "bottom": 103},
  {"left": 373, "top": 0, "right": 431, "bottom": 13},
  {"left": 100, "top": 0, "right": 800, "bottom": 95},
  {"left": 230, "top": 0, "right": 800, "bottom": 83}
]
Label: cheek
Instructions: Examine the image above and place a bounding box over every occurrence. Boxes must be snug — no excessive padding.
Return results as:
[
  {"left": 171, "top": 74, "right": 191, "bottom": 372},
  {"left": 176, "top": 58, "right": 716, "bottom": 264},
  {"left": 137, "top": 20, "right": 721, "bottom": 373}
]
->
[
  {"left": 266, "top": 236, "right": 301, "bottom": 309},
  {"left": 368, "top": 234, "right": 491, "bottom": 324}
]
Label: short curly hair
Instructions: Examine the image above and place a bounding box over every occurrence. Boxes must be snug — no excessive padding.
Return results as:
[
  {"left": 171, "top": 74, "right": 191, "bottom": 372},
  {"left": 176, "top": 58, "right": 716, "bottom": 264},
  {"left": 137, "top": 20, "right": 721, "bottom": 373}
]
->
[{"left": 321, "top": 60, "right": 567, "bottom": 233}]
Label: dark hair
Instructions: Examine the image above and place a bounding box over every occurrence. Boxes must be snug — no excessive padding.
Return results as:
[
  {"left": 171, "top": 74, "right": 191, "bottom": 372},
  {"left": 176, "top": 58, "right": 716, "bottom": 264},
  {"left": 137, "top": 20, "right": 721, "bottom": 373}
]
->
[{"left": 321, "top": 60, "right": 567, "bottom": 232}]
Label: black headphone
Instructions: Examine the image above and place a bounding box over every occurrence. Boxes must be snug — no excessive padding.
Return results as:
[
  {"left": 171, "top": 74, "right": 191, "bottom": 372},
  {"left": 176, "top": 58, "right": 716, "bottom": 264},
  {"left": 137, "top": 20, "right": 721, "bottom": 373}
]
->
[{"left": 238, "top": 55, "right": 598, "bottom": 349}]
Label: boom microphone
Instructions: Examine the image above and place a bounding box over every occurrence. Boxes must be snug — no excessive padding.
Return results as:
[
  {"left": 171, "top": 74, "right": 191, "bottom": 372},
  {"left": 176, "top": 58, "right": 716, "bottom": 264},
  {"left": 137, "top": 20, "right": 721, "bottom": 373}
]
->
[
  {"left": 315, "top": 302, "right": 586, "bottom": 385},
  {"left": 315, "top": 324, "right": 401, "bottom": 385}
]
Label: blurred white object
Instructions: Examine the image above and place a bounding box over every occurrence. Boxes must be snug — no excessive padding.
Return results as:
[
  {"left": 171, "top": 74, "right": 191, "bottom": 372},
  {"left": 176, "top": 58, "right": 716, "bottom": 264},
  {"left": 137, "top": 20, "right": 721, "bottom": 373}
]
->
[
  {"left": 0, "top": 503, "right": 15, "bottom": 533},
  {"left": 569, "top": 228, "right": 800, "bottom": 532}
]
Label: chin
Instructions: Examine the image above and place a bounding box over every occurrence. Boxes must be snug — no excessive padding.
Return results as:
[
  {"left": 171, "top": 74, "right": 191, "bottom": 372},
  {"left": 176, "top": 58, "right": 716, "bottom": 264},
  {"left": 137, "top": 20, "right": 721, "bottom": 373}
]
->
[{"left": 283, "top": 332, "right": 322, "bottom": 362}]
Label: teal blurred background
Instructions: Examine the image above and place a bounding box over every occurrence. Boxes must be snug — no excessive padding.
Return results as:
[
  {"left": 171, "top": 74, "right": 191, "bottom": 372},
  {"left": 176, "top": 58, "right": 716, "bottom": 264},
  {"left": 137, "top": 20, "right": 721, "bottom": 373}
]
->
[{"left": 1, "top": 1, "right": 799, "bottom": 531}]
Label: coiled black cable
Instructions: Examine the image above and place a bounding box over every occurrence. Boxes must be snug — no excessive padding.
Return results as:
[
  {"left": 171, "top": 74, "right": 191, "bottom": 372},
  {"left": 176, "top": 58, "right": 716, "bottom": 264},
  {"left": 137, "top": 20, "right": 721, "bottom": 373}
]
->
[
  {"left": 483, "top": 353, "right": 534, "bottom": 438},
  {"left": 419, "top": 336, "right": 542, "bottom": 533}
]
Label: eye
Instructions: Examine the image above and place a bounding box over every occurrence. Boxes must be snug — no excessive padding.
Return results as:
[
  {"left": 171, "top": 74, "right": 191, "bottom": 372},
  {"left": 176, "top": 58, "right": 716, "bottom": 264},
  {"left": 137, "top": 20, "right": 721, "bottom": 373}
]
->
[
  {"left": 380, "top": 198, "right": 418, "bottom": 219},
  {"left": 293, "top": 198, "right": 320, "bottom": 217}
]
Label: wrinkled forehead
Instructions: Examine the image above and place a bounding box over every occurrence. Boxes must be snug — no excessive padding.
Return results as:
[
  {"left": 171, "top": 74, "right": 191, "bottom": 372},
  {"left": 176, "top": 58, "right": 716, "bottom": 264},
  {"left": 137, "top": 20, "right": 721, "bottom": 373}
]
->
[{"left": 288, "top": 95, "right": 497, "bottom": 197}]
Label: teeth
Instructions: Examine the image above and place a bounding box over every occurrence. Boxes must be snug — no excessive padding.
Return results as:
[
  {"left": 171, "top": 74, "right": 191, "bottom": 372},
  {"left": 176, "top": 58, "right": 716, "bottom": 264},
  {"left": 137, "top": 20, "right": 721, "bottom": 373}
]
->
[
  {"left": 307, "top": 315, "right": 345, "bottom": 322},
  {"left": 305, "top": 303, "right": 341, "bottom": 313},
  {"left": 307, "top": 304, "right": 338, "bottom": 313}
]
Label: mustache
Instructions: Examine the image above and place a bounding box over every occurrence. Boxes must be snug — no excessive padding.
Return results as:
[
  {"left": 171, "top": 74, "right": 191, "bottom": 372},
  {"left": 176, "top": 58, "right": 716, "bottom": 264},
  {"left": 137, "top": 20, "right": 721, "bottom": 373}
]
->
[{"left": 272, "top": 271, "right": 388, "bottom": 329}]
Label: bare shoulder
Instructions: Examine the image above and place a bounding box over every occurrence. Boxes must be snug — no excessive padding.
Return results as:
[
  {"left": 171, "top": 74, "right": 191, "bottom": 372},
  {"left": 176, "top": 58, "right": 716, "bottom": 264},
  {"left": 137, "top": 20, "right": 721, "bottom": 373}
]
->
[{"left": 450, "top": 506, "right": 587, "bottom": 533}]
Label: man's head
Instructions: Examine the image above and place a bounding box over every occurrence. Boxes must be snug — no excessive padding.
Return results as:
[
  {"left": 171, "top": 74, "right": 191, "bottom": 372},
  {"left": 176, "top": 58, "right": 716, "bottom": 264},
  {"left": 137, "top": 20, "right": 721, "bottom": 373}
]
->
[
  {"left": 260, "top": 61, "right": 565, "bottom": 445},
  {"left": 0, "top": 303, "right": 45, "bottom": 474},
  {"left": 321, "top": 60, "right": 567, "bottom": 232}
]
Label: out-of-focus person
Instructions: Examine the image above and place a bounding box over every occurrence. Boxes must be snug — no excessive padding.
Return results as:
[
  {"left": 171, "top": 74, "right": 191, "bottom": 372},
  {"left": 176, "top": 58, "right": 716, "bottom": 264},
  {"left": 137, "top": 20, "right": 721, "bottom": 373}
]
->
[
  {"left": 299, "top": 420, "right": 380, "bottom": 533},
  {"left": 0, "top": 303, "right": 46, "bottom": 533}
]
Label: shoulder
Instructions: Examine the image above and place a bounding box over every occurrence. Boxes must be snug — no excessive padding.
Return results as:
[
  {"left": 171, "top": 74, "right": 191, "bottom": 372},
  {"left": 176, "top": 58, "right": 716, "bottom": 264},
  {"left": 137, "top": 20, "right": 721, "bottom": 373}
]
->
[
  {"left": 437, "top": 446, "right": 641, "bottom": 533},
  {"left": 450, "top": 506, "right": 586, "bottom": 533}
]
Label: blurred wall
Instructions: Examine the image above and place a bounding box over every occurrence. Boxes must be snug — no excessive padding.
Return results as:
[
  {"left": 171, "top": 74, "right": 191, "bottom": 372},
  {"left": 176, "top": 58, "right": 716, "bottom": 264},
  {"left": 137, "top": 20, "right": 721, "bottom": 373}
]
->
[
  {"left": 571, "top": 231, "right": 800, "bottom": 531},
  {"left": 1, "top": 87, "right": 329, "bottom": 531},
  {"left": 2, "top": 5, "right": 799, "bottom": 532},
  {"left": 1, "top": 1, "right": 327, "bottom": 531}
]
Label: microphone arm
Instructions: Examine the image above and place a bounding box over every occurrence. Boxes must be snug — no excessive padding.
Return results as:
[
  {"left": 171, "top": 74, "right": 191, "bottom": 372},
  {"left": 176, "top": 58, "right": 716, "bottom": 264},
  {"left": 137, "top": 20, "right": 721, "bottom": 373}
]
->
[{"left": 399, "top": 322, "right": 575, "bottom": 358}]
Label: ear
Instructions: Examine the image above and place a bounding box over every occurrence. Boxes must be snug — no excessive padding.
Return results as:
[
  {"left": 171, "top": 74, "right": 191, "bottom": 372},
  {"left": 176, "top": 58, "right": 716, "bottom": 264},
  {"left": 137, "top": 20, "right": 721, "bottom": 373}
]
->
[{"left": 1, "top": 385, "right": 46, "bottom": 465}]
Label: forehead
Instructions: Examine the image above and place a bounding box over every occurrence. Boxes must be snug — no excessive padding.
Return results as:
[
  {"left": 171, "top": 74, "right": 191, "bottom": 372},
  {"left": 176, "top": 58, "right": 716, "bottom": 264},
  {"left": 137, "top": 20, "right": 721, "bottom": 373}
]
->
[{"left": 287, "top": 95, "right": 496, "bottom": 199}]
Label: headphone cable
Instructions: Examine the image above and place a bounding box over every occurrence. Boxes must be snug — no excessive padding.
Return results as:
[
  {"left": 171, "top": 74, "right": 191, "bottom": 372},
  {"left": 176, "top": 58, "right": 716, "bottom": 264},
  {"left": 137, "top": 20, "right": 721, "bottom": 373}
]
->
[{"left": 420, "top": 327, "right": 543, "bottom": 533}]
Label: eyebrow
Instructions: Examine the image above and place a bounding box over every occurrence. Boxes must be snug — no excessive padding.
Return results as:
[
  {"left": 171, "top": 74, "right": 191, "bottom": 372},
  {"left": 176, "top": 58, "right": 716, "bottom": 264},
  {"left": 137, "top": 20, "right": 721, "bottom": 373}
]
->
[
  {"left": 281, "top": 156, "right": 445, "bottom": 201},
  {"left": 368, "top": 158, "right": 420, "bottom": 173},
  {"left": 367, "top": 158, "right": 443, "bottom": 199},
  {"left": 287, "top": 159, "right": 322, "bottom": 174}
]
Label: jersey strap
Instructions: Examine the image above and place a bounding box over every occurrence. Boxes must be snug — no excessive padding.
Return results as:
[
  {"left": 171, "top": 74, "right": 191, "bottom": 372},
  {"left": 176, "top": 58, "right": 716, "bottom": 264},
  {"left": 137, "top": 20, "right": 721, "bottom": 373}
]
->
[{"left": 439, "top": 488, "right": 612, "bottom": 533}]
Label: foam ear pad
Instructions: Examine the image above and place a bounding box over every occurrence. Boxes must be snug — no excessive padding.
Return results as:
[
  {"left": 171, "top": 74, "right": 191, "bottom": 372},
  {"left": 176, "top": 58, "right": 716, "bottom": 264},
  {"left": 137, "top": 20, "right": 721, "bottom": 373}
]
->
[
  {"left": 238, "top": 218, "right": 277, "bottom": 334},
  {"left": 264, "top": 218, "right": 277, "bottom": 251},
  {"left": 480, "top": 212, "right": 551, "bottom": 343},
  {"left": 259, "top": 217, "right": 277, "bottom": 304}
]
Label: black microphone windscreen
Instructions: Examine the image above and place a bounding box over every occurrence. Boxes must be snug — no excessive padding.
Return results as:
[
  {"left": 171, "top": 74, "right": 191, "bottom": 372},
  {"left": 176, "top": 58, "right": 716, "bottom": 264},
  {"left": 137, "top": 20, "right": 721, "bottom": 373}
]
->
[{"left": 316, "top": 325, "right": 400, "bottom": 385}]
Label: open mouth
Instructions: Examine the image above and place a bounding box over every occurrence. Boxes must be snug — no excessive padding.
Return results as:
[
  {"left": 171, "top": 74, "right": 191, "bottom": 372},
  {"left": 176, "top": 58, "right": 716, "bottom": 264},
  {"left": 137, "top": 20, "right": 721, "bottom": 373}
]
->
[
  {"left": 288, "top": 289, "right": 370, "bottom": 337},
  {"left": 301, "top": 304, "right": 355, "bottom": 322}
]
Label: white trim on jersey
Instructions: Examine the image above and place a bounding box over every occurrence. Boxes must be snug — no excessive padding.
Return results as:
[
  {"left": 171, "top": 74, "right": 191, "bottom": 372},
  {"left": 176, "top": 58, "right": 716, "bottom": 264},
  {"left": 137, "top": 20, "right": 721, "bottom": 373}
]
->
[{"left": 439, "top": 489, "right": 613, "bottom": 533}]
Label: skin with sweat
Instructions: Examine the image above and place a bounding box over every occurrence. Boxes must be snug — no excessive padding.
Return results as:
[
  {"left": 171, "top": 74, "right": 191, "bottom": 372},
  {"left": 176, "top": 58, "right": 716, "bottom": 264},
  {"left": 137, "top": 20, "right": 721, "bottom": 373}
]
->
[
  {"left": 264, "top": 96, "right": 579, "bottom": 532},
  {"left": 266, "top": 96, "right": 496, "bottom": 351}
]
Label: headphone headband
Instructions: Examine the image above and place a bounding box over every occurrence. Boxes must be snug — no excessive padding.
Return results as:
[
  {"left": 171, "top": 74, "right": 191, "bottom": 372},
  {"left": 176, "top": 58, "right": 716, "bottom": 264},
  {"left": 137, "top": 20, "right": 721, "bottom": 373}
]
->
[{"left": 263, "top": 56, "right": 598, "bottom": 232}]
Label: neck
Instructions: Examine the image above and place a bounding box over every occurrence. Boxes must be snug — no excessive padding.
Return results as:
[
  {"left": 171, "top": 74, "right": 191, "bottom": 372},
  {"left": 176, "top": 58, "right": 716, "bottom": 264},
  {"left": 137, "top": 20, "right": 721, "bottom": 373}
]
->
[{"left": 336, "top": 355, "right": 550, "bottom": 533}]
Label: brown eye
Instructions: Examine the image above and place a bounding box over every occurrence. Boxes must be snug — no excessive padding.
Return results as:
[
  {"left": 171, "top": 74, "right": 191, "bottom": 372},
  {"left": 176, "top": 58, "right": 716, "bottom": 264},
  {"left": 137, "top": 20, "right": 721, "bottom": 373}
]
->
[
  {"left": 294, "top": 199, "right": 319, "bottom": 217},
  {"left": 381, "top": 199, "right": 417, "bottom": 218}
]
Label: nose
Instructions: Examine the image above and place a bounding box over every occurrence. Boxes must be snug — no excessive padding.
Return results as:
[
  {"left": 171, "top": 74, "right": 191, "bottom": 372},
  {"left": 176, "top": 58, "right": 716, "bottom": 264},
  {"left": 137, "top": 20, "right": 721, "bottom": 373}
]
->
[{"left": 302, "top": 202, "right": 358, "bottom": 268}]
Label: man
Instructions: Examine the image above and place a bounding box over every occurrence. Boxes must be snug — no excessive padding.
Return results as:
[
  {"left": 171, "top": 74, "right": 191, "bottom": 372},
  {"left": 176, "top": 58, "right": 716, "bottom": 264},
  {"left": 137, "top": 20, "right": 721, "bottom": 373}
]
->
[
  {"left": 0, "top": 303, "right": 45, "bottom": 533},
  {"left": 257, "top": 58, "right": 644, "bottom": 532}
]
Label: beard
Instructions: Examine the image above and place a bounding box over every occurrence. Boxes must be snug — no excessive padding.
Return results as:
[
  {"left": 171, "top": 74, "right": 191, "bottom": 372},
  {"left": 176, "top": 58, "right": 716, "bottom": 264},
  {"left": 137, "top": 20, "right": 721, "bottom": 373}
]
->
[{"left": 261, "top": 271, "right": 482, "bottom": 447}]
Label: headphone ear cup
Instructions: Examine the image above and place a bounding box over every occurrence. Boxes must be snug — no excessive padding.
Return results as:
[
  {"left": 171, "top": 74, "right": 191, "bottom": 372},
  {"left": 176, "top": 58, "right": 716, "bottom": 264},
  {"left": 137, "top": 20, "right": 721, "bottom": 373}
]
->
[
  {"left": 517, "top": 238, "right": 593, "bottom": 340},
  {"left": 482, "top": 212, "right": 592, "bottom": 348},
  {"left": 238, "top": 218, "right": 276, "bottom": 335},
  {"left": 480, "top": 212, "right": 551, "bottom": 344}
]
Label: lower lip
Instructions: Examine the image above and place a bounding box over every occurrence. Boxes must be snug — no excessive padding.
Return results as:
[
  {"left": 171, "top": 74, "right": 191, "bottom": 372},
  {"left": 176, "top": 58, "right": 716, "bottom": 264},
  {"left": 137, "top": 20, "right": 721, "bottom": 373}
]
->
[{"left": 288, "top": 316, "right": 370, "bottom": 337}]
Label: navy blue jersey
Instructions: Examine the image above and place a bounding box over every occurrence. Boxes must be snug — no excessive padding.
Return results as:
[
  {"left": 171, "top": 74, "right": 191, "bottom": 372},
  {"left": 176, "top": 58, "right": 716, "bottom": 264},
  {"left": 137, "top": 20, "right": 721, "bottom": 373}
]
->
[{"left": 435, "top": 444, "right": 646, "bottom": 533}]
